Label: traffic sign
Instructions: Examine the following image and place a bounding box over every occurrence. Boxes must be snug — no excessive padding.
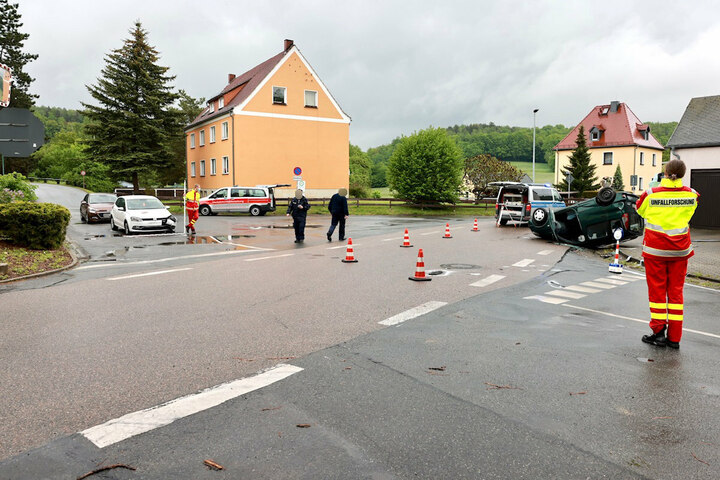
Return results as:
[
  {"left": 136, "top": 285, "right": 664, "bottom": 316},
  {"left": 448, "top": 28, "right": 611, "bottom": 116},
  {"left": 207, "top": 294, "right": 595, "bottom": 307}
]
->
[
  {"left": 297, "top": 180, "right": 306, "bottom": 190},
  {"left": 81, "top": 170, "right": 86, "bottom": 176},
  {"left": 566, "top": 173, "right": 574, "bottom": 185},
  {"left": 293, "top": 166, "right": 302, "bottom": 176},
  {"left": 0, "top": 108, "right": 45, "bottom": 157}
]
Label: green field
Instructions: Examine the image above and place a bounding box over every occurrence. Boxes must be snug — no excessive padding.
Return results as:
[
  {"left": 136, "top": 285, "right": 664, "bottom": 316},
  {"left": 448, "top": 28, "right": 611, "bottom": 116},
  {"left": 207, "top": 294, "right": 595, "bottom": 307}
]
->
[{"left": 508, "top": 161, "right": 555, "bottom": 184}]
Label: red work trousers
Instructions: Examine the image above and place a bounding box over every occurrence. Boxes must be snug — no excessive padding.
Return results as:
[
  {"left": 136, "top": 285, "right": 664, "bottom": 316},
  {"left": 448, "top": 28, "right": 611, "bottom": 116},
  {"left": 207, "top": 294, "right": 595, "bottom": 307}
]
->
[
  {"left": 186, "top": 209, "right": 198, "bottom": 230},
  {"left": 644, "top": 256, "right": 688, "bottom": 343}
]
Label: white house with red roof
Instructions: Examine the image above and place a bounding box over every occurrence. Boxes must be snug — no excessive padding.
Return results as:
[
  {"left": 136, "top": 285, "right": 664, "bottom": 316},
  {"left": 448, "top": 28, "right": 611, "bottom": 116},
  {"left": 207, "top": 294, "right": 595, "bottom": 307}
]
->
[{"left": 554, "top": 101, "right": 663, "bottom": 193}]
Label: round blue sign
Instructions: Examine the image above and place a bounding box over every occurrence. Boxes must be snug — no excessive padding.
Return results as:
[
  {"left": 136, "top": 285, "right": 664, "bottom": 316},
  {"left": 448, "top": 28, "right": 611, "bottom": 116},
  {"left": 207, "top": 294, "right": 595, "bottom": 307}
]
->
[{"left": 293, "top": 167, "right": 302, "bottom": 175}]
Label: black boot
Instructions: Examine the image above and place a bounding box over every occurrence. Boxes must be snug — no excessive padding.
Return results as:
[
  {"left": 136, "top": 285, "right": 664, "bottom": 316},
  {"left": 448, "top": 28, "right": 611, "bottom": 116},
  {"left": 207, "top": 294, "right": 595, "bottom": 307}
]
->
[
  {"left": 666, "top": 339, "right": 680, "bottom": 349},
  {"left": 642, "top": 327, "right": 667, "bottom": 347}
]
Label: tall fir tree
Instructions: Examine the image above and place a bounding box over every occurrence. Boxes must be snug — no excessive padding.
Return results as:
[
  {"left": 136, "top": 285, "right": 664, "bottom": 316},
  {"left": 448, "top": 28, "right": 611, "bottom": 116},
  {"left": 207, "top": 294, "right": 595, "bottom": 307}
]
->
[
  {"left": 83, "top": 22, "right": 181, "bottom": 192},
  {"left": 556, "top": 125, "right": 598, "bottom": 194},
  {"left": 0, "top": 0, "right": 38, "bottom": 108},
  {"left": 613, "top": 165, "right": 625, "bottom": 190}
]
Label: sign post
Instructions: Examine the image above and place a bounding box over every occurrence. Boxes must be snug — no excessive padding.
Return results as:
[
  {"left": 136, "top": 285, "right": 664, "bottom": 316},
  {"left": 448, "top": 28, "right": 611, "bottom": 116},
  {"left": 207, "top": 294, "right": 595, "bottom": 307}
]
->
[
  {"left": 81, "top": 170, "right": 86, "bottom": 189},
  {"left": 566, "top": 173, "right": 574, "bottom": 197}
]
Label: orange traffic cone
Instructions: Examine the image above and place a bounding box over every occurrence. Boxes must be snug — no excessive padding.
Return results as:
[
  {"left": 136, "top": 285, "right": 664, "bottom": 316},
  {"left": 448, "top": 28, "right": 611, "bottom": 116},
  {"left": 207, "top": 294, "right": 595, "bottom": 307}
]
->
[
  {"left": 471, "top": 218, "right": 479, "bottom": 232},
  {"left": 409, "top": 248, "right": 431, "bottom": 282},
  {"left": 443, "top": 223, "right": 452, "bottom": 239},
  {"left": 341, "top": 238, "right": 358, "bottom": 263},
  {"left": 400, "top": 228, "right": 413, "bottom": 248}
]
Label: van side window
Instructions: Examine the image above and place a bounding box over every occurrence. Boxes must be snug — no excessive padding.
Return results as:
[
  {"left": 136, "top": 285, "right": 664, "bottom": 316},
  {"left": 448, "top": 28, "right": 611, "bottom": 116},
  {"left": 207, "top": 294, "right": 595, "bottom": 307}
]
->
[
  {"left": 211, "top": 189, "right": 227, "bottom": 199},
  {"left": 251, "top": 189, "right": 265, "bottom": 197}
]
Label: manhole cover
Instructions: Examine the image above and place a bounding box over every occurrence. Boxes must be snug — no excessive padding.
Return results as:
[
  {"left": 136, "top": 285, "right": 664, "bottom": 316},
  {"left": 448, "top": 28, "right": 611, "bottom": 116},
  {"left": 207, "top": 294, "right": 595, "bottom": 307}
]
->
[{"left": 439, "top": 263, "right": 481, "bottom": 270}]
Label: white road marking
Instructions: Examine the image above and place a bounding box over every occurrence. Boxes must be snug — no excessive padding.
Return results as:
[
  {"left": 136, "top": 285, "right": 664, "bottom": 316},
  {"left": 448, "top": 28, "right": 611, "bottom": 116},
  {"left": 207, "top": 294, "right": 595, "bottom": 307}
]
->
[
  {"left": 545, "top": 290, "right": 587, "bottom": 299},
  {"left": 81, "top": 364, "right": 304, "bottom": 448},
  {"left": 382, "top": 238, "right": 402, "bottom": 242},
  {"left": 107, "top": 268, "right": 192, "bottom": 281},
  {"left": 327, "top": 244, "right": 358, "bottom": 250},
  {"left": 379, "top": 301, "right": 448, "bottom": 326},
  {"left": 524, "top": 295, "right": 569, "bottom": 304},
  {"left": 613, "top": 275, "right": 641, "bottom": 282},
  {"left": 420, "top": 231, "right": 441, "bottom": 236},
  {"left": 538, "top": 250, "right": 554, "bottom": 256},
  {"left": 470, "top": 274, "right": 506, "bottom": 288},
  {"left": 594, "top": 278, "right": 628, "bottom": 286},
  {"left": 245, "top": 253, "right": 295, "bottom": 262},
  {"left": 580, "top": 281, "right": 615, "bottom": 289},
  {"left": 562, "top": 304, "right": 720, "bottom": 340},
  {"left": 76, "top": 249, "right": 270, "bottom": 270},
  {"left": 513, "top": 259, "right": 535, "bottom": 267},
  {"left": 565, "top": 285, "right": 602, "bottom": 294}
]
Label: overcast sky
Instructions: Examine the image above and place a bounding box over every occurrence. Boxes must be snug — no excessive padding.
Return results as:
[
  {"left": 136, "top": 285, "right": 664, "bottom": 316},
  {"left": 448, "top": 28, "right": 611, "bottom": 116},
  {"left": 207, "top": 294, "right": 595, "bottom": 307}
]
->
[{"left": 17, "top": 0, "right": 720, "bottom": 149}]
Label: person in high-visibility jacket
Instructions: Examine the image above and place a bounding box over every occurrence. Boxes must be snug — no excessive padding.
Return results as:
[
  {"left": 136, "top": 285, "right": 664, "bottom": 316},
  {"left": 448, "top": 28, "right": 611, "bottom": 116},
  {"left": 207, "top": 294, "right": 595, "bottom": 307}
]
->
[
  {"left": 636, "top": 159, "right": 699, "bottom": 349},
  {"left": 185, "top": 184, "right": 201, "bottom": 235}
]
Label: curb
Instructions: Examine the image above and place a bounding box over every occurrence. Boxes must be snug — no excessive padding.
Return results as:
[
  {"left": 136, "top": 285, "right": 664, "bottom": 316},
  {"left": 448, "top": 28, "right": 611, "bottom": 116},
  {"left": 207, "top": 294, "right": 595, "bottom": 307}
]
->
[{"left": 0, "top": 242, "right": 79, "bottom": 284}]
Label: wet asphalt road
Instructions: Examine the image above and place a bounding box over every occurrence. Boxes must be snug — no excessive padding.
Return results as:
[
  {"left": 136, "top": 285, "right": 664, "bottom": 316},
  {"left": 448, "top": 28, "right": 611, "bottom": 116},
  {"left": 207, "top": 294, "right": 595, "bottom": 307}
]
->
[{"left": 1, "top": 185, "right": 718, "bottom": 478}]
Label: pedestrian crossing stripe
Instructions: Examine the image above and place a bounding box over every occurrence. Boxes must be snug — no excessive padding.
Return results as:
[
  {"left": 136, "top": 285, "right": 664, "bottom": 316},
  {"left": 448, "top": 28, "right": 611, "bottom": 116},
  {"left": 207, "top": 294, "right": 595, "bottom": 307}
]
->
[
  {"left": 524, "top": 295, "right": 569, "bottom": 304},
  {"left": 565, "top": 285, "right": 601, "bottom": 293},
  {"left": 594, "top": 278, "right": 628, "bottom": 286},
  {"left": 609, "top": 275, "right": 641, "bottom": 281},
  {"left": 544, "top": 290, "right": 586, "bottom": 300},
  {"left": 580, "top": 281, "right": 615, "bottom": 289}
]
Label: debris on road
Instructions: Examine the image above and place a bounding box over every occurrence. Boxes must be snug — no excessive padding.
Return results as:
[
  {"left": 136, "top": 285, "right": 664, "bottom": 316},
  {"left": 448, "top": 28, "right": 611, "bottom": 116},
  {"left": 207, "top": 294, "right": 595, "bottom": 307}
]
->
[
  {"left": 428, "top": 366, "right": 446, "bottom": 371},
  {"left": 77, "top": 464, "right": 136, "bottom": 479},
  {"left": 691, "top": 452, "right": 709, "bottom": 466},
  {"left": 204, "top": 459, "right": 224, "bottom": 470},
  {"left": 569, "top": 391, "right": 587, "bottom": 396},
  {"left": 261, "top": 406, "right": 282, "bottom": 411},
  {"left": 484, "top": 382, "right": 521, "bottom": 390},
  {"left": 296, "top": 423, "right": 312, "bottom": 428}
]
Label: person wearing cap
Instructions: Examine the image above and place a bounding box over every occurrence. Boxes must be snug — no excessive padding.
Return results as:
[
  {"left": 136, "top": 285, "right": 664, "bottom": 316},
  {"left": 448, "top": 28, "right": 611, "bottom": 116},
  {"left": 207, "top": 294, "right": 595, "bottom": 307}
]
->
[
  {"left": 326, "top": 188, "right": 349, "bottom": 242},
  {"left": 636, "top": 159, "right": 699, "bottom": 349},
  {"left": 286, "top": 189, "right": 311, "bottom": 243}
]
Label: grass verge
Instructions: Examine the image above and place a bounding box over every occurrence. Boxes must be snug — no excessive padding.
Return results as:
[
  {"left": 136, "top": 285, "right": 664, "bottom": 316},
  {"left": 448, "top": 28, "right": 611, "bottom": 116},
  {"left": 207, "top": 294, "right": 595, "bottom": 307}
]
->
[{"left": 0, "top": 241, "right": 74, "bottom": 281}]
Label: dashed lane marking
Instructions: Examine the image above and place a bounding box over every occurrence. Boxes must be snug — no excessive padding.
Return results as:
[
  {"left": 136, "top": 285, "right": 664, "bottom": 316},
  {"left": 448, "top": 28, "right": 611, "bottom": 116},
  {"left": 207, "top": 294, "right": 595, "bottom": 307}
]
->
[
  {"left": 594, "top": 277, "right": 628, "bottom": 286},
  {"left": 81, "top": 364, "right": 304, "bottom": 448},
  {"left": 382, "top": 238, "right": 402, "bottom": 242},
  {"left": 327, "top": 244, "right": 360, "bottom": 250},
  {"left": 524, "top": 295, "right": 569, "bottom": 304},
  {"left": 244, "top": 253, "right": 295, "bottom": 262},
  {"left": 544, "top": 290, "right": 587, "bottom": 300},
  {"left": 379, "top": 301, "right": 448, "bottom": 326},
  {"left": 107, "top": 268, "right": 193, "bottom": 281},
  {"left": 470, "top": 274, "right": 506, "bottom": 288},
  {"left": 562, "top": 304, "right": 720, "bottom": 340},
  {"left": 420, "top": 231, "right": 441, "bottom": 236},
  {"left": 580, "top": 281, "right": 615, "bottom": 289},
  {"left": 565, "top": 285, "right": 602, "bottom": 294},
  {"left": 513, "top": 259, "right": 535, "bottom": 267},
  {"left": 538, "top": 250, "right": 554, "bottom": 255}
]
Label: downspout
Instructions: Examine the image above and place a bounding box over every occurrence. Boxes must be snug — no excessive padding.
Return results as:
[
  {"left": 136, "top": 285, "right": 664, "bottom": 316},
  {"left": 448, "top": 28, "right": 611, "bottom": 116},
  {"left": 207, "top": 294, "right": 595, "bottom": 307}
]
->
[
  {"left": 633, "top": 145, "right": 637, "bottom": 191},
  {"left": 231, "top": 111, "right": 236, "bottom": 186}
]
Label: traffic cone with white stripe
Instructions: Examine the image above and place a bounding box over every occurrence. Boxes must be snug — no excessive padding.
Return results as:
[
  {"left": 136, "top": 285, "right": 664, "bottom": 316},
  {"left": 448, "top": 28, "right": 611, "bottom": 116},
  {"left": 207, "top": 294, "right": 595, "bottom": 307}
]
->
[
  {"left": 400, "top": 228, "right": 413, "bottom": 248},
  {"left": 608, "top": 239, "right": 623, "bottom": 274},
  {"left": 341, "top": 238, "right": 358, "bottom": 263},
  {"left": 409, "top": 248, "right": 431, "bottom": 282},
  {"left": 471, "top": 218, "right": 479, "bottom": 232},
  {"left": 443, "top": 223, "right": 452, "bottom": 238}
]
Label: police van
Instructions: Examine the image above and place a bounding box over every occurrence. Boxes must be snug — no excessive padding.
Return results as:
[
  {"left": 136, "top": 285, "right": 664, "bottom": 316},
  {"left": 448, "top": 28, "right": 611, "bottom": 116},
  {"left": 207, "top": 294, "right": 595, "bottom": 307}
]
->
[
  {"left": 198, "top": 184, "right": 290, "bottom": 216},
  {"left": 490, "top": 182, "right": 565, "bottom": 226}
]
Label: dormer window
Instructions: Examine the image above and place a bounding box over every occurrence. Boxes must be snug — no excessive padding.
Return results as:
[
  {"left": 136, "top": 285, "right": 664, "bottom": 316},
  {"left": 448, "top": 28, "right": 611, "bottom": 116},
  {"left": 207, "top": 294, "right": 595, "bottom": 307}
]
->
[
  {"left": 208, "top": 102, "right": 215, "bottom": 113},
  {"left": 589, "top": 126, "right": 603, "bottom": 142},
  {"left": 218, "top": 97, "right": 224, "bottom": 109}
]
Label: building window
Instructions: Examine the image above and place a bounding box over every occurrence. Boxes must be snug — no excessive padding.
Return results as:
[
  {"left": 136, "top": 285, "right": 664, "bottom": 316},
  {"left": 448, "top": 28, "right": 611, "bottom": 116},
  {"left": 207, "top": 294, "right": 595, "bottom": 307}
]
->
[
  {"left": 304, "top": 90, "right": 318, "bottom": 107},
  {"left": 190, "top": 161, "right": 196, "bottom": 177},
  {"left": 222, "top": 156, "right": 229, "bottom": 175},
  {"left": 190, "top": 133, "right": 195, "bottom": 148},
  {"left": 200, "top": 160, "right": 206, "bottom": 177},
  {"left": 603, "top": 152, "right": 613, "bottom": 165},
  {"left": 219, "top": 97, "right": 224, "bottom": 109},
  {"left": 210, "top": 158, "right": 216, "bottom": 175},
  {"left": 639, "top": 152, "right": 644, "bottom": 165},
  {"left": 639, "top": 177, "right": 644, "bottom": 190},
  {"left": 199, "top": 130, "right": 205, "bottom": 146},
  {"left": 273, "top": 86, "right": 286, "bottom": 104},
  {"left": 591, "top": 130, "right": 600, "bottom": 141},
  {"left": 221, "top": 121, "right": 228, "bottom": 140},
  {"left": 210, "top": 126, "right": 216, "bottom": 143},
  {"left": 208, "top": 102, "right": 214, "bottom": 113},
  {"left": 652, "top": 153, "right": 656, "bottom": 166}
]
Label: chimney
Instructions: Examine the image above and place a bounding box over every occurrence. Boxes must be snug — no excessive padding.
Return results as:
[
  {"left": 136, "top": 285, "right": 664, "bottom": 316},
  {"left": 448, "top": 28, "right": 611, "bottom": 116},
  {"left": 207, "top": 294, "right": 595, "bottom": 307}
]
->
[
  {"left": 228, "top": 73, "right": 236, "bottom": 83},
  {"left": 284, "top": 39, "right": 294, "bottom": 51},
  {"left": 609, "top": 101, "right": 620, "bottom": 113}
]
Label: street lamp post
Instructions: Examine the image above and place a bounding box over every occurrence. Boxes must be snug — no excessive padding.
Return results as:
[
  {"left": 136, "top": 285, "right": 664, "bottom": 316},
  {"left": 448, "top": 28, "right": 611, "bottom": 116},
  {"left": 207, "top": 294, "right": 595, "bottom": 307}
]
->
[{"left": 532, "top": 108, "right": 539, "bottom": 183}]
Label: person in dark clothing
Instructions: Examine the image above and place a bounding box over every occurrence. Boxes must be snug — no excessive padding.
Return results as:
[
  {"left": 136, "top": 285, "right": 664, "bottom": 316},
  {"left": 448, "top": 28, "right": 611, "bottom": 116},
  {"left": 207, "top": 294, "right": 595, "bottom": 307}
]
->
[
  {"left": 326, "top": 188, "right": 349, "bottom": 241},
  {"left": 286, "top": 189, "right": 311, "bottom": 243}
]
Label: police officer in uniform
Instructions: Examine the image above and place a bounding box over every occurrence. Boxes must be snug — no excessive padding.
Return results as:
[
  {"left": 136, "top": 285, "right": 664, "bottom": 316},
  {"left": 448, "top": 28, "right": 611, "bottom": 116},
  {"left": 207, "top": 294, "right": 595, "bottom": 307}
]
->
[
  {"left": 286, "top": 189, "right": 311, "bottom": 243},
  {"left": 636, "top": 159, "right": 699, "bottom": 349},
  {"left": 326, "top": 188, "right": 349, "bottom": 241}
]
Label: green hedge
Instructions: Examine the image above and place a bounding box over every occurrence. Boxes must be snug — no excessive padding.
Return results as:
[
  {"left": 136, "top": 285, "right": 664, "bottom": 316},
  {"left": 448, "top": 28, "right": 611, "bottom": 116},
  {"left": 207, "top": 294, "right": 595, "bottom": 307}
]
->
[{"left": 0, "top": 202, "right": 71, "bottom": 249}]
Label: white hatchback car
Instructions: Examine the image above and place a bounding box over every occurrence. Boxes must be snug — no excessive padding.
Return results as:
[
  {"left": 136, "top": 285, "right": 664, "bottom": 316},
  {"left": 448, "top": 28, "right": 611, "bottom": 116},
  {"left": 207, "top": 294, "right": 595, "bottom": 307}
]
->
[{"left": 110, "top": 195, "right": 176, "bottom": 235}]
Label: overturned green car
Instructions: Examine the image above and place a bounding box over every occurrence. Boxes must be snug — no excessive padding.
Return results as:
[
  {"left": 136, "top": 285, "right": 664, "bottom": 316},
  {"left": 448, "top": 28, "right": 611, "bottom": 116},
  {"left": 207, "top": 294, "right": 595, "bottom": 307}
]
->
[{"left": 528, "top": 187, "right": 644, "bottom": 248}]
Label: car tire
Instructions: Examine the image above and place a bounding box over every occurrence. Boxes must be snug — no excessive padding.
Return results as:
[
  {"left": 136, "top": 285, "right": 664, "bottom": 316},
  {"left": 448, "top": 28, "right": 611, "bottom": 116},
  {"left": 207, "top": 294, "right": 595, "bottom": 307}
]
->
[
  {"left": 199, "top": 205, "right": 212, "bottom": 216},
  {"left": 596, "top": 187, "right": 616, "bottom": 206},
  {"left": 531, "top": 208, "right": 549, "bottom": 227},
  {"left": 124, "top": 221, "right": 131, "bottom": 235},
  {"left": 249, "top": 205, "right": 261, "bottom": 216},
  {"left": 110, "top": 217, "right": 118, "bottom": 231},
  {"left": 258, "top": 210, "right": 267, "bottom": 216},
  {"left": 499, "top": 218, "right": 508, "bottom": 226}
]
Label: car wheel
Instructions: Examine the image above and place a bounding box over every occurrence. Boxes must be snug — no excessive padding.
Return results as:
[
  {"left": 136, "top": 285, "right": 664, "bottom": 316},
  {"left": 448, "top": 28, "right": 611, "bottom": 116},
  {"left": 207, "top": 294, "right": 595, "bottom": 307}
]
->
[
  {"left": 199, "top": 205, "right": 212, "bottom": 216},
  {"left": 499, "top": 218, "right": 508, "bottom": 226},
  {"left": 595, "top": 187, "right": 616, "bottom": 206},
  {"left": 531, "top": 208, "right": 549, "bottom": 227},
  {"left": 110, "top": 217, "right": 118, "bottom": 231},
  {"left": 124, "top": 221, "right": 131, "bottom": 235},
  {"left": 258, "top": 210, "right": 267, "bottom": 216},
  {"left": 249, "top": 205, "right": 261, "bottom": 216}
]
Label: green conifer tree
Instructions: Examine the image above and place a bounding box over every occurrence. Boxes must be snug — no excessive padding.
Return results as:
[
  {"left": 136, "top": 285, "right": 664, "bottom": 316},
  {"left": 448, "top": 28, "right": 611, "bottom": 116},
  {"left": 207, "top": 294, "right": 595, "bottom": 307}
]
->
[
  {"left": 556, "top": 125, "right": 598, "bottom": 194},
  {"left": 83, "top": 22, "right": 181, "bottom": 192},
  {"left": 0, "top": 0, "right": 38, "bottom": 108},
  {"left": 613, "top": 165, "right": 625, "bottom": 190}
]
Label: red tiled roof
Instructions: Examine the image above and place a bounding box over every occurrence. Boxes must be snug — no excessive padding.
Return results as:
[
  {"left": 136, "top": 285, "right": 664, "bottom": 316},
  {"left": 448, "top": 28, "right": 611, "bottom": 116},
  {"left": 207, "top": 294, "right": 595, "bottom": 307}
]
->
[
  {"left": 554, "top": 102, "right": 664, "bottom": 151},
  {"left": 187, "top": 49, "right": 288, "bottom": 129}
]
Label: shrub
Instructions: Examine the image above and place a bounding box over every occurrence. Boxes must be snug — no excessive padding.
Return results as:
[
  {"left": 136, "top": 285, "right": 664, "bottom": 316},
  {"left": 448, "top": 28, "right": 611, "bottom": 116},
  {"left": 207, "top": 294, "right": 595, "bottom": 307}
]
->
[
  {"left": 0, "top": 173, "right": 38, "bottom": 203},
  {"left": 0, "top": 202, "right": 71, "bottom": 249}
]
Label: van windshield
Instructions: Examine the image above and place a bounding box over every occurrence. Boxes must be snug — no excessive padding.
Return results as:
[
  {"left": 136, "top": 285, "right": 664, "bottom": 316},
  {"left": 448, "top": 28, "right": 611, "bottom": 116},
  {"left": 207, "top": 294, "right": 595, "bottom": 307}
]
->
[{"left": 532, "top": 188, "right": 555, "bottom": 201}]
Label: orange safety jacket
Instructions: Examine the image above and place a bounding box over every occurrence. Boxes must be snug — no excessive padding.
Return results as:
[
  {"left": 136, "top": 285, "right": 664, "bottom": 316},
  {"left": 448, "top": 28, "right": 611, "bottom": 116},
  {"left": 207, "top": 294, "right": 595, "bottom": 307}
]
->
[
  {"left": 636, "top": 178, "right": 699, "bottom": 259},
  {"left": 185, "top": 190, "right": 201, "bottom": 210}
]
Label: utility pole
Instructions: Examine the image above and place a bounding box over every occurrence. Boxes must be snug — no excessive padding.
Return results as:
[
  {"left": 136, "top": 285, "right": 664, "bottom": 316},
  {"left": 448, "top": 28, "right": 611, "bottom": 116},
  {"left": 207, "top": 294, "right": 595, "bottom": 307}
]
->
[{"left": 532, "top": 108, "right": 539, "bottom": 182}]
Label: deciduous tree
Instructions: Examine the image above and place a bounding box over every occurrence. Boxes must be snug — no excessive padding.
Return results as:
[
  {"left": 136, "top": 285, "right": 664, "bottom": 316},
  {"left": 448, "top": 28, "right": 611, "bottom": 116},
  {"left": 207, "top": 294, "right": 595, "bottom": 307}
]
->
[
  {"left": 349, "top": 143, "right": 371, "bottom": 197},
  {"left": 464, "top": 154, "right": 523, "bottom": 201}
]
